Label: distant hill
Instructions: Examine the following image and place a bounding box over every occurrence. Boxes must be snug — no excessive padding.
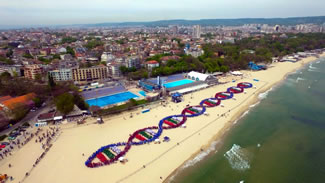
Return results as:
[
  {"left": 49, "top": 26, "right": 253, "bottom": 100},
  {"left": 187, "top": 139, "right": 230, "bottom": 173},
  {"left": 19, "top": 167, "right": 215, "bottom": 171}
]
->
[
  {"left": 84, "top": 16, "right": 325, "bottom": 27},
  {"left": 1, "top": 16, "right": 325, "bottom": 30}
]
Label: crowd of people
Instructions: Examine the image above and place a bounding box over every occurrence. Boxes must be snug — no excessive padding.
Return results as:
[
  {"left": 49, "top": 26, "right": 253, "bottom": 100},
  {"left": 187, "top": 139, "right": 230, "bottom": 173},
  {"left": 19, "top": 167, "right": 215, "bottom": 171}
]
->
[
  {"left": 0, "top": 129, "right": 35, "bottom": 161},
  {"left": 2, "top": 126, "right": 61, "bottom": 183},
  {"left": 35, "top": 127, "right": 60, "bottom": 150}
]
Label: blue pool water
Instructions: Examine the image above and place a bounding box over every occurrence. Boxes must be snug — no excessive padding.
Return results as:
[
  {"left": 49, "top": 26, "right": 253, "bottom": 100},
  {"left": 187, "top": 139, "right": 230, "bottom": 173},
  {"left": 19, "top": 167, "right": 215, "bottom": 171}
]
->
[
  {"left": 86, "top": 91, "right": 139, "bottom": 107},
  {"left": 163, "top": 79, "right": 194, "bottom": 88},
  {"left": 139, "top": 91, "right": 146, "bottom": 97}
]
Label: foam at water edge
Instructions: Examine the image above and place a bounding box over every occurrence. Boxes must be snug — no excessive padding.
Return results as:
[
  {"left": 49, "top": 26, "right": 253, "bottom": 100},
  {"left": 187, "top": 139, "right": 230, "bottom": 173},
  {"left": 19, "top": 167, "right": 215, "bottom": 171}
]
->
[
  {"left": 168, "top": 140, "right": 220, "bottom": 182},
  {"left": 309, "top": 64, "right": 318, "bottom": 70},
  {"left": 224, "top": 144, "right": 251, "bottom": 171},
  {"left": 182, "top": 140, "right": 220, "bottom": 169},
  {"left": 296, "top": 77, "right": 306, "bottom": 83},
  {"left": 258, "top": 87, "right": 273, "bottom": 100},
  {"left": 233, "top": 99, "right": 261, "bottom": 125}
]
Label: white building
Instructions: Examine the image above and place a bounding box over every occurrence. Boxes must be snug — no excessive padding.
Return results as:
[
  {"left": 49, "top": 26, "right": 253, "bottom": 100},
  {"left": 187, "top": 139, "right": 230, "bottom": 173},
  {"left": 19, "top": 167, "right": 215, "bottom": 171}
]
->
[
  {"left": 193, "top": 25, "right": 201, "bottom": 39},
  {"left": 126, "top": 56, "right": 141, "bottom": 69},
  {"left": 107, "top": 62, "right": 122, "bottom": 78},
  {"left": 49, "top": 68, "right": 73, "bottom": 82},
  {"left": 57, "top": 47, "right": 67, "bottom": 54},
  {"left": 185, "top": 49, "right": 204, "bottom": 58},
  {"left": 146, "top": 60, "right": 159, "bottom": 71},
  {"left": 101, "top": 52, "right": 115, "bottom": 63}
]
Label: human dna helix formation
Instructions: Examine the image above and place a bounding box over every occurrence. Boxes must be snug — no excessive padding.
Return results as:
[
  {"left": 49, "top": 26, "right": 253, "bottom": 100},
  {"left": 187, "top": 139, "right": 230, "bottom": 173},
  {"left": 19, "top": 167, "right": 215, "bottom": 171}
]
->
[{"left": 85, "top": 82, "right": 253, "bottom": 168}]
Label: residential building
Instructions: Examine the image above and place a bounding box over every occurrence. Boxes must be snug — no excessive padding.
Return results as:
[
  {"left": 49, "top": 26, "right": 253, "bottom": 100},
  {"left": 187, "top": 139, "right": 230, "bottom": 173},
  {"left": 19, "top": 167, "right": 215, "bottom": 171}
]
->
[
  {"left": 49, "top": 68, "right": 73, "bottom": 82},
  {"left": 146, "top": 60, "right": 159, "bottom": 71},
  {"left": 185, "top": 49, "right": 204, "bottom": 58},
  {"left": 107, "top": 62, "right": 122, "bottom": 78},
  {"left": 72, "top": 66, "right": 109, "bottom": 84},
  {"left": 24, "top": 64, "right": 42, "bottom": 80},
  {"left": 125, "top": 56, "right": 141, "bottom": 69},
  {"left": 0, "top": 65, "right": 23, "bottom": 76},
  {"left": 101, "top": 52, "right": 115, "bottom": 63}
]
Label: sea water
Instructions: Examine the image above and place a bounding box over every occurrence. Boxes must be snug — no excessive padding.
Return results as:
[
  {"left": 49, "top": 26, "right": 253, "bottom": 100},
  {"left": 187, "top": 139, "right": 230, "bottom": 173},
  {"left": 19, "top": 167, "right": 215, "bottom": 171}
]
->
[{"left": 171, "top": 57, "right": 325, "bottom": 183}]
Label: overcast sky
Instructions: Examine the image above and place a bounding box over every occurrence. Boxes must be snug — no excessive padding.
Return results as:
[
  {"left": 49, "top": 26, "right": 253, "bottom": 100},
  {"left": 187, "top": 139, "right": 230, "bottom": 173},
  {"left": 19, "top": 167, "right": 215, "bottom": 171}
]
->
[{"left": 0, "top": 0, "right": 324, "bottom": 26}]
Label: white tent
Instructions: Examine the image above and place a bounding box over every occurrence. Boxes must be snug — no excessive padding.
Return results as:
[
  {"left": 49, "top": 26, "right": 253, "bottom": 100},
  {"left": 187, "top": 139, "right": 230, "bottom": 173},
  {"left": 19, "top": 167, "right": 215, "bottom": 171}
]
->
[
  {"left": 187, "top": 71, "right": 210, "bottom": 81},
  {"left": 230, "top": 71, "right": 243, "bottom": 76},
  {"left": 54, "top": 116, "right": 63, "bottom": 121}
]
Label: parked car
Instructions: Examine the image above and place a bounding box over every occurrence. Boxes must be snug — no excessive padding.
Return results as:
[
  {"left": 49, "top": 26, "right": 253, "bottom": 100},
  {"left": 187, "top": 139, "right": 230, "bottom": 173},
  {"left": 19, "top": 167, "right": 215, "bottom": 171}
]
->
[
  {"left": 7, "top": 136, "right": 16, "bottom": 140},
  {"left": 48, "top": 109, "right": 55, "bottom": 113},
  {"left": 18, "top": 129, "right": 26, "bottom": 132},
  {"left": 1, "top": 142, "right": 10, "bottom": 146},
  {"left": 9, "top": 132, "right": 21, "bottom": 137}
]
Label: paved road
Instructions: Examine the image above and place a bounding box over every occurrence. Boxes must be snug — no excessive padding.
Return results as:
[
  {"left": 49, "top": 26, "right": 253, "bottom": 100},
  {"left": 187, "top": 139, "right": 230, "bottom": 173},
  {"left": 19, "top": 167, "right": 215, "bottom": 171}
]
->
[{"left": 0, "top": 105, "right": 51, "bottom": 136}]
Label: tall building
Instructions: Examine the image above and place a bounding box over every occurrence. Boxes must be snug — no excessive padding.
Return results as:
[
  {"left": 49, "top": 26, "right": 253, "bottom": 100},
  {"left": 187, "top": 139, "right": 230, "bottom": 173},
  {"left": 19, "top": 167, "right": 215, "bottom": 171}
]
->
[
  {"left": 125, "top": 56, "right": 141, "bottom": 69},
  {"left": 107, "top": 62, "right": 122, "bottom": 78},
  {"left": 193, "top": 25, "right": 201, "bottom": 39},
  {"left": 24, "top": 65, "right": 42, "bottom": 80},
  {"left": 171, "top": 26, "right": 178, "bottom": 35},
  {"left": 49, "top": 68, "right": 73, "bottom": 82},
  {"left": 72, "top": 66, "right": 109, "bottom": 84}
]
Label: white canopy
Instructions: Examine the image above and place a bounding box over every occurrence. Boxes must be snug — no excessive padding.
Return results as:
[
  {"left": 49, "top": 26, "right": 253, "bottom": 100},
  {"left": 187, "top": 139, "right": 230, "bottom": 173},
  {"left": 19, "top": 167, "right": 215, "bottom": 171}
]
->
[
  {"left": 187, "top": 71, "right": 210, "bottom": 81},
  {"left": 230, "top": 71, "right": 243, "bottom": 76},
  {"left": 53, "top": 116, "right": 63, "bottom": 120}
]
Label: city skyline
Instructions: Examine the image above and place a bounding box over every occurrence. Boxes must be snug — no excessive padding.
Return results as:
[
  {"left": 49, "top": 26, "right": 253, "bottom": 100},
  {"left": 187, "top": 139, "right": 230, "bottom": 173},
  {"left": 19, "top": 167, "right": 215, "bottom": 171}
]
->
[{"left": 1, "top": 0, "right": 325, "bottom": 26}]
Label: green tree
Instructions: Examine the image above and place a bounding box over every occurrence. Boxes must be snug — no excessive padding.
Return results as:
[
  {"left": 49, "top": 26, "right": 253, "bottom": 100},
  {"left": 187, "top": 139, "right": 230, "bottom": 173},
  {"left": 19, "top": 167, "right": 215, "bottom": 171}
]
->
[
  {"left": 84, "top": 40, "right": 104, "bottom": 49},
  {"left": 0, "top": 56, "right": 14, "bottom": 65},
  {"left": 61, "top": 37, "right": 77, "bottom": 44},
  {"left": 6, "top": 49, "right": 13, "bottom": 57},
  {"left": 10, "top": 103, "right": 29, "bottom": 121},
  {"left": 129, "top": 98, "right": 137, "bottom": 107},
  {"left": 66, "top": 46, "right": 75, "bottom": 57},
  {"left": 23, "top": 53, "right": 33, "bottom": 59},
  {"left": 48, "top": 74, "right": 56, "bottom": 89},
  {"left": 32, "top": 97, "right": 42, "bottom": 108},
  {"left": 55, "top": 93, "right": 74, "bottom": 114},
  {"left": 119, "top": 66, "right": 129, "bottom": 75},
  {"left": 73, "top": 93, "right": 89, "bottom": 110},
  {"left": 52, "top": 54, "right": 61, "bottom": 60},
  {"left": 0, "top": 72, "right": 11, "bottom": 79}
]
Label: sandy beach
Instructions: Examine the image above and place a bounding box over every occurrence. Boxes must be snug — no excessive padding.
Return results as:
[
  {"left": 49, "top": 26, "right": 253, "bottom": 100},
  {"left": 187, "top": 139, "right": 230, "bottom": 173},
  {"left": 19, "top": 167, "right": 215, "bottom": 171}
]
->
[{"left": 0, "top": 54, "right": 323, "bottom": 183}]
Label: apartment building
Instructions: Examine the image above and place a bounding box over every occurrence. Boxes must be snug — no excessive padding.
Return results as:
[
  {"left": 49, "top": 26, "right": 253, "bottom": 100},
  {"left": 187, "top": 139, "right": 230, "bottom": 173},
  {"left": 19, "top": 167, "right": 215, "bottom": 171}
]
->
[
  {"left": 49, "top": 68, "right": 73, "bottom": 82},
  {"left": 24, "top": 64, "right": 42, "bottom": 80},
  {"left": 72, "top": 66, "right": 109, "bottom": 84}
]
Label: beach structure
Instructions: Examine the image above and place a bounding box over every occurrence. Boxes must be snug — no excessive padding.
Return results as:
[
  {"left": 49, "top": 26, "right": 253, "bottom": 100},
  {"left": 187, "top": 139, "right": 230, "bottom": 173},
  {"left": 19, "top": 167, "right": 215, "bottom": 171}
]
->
[
  {"left": 248, "top": 62, "right": 267, "bottom": 70},
  {"left": 139, "top": 72, "right": 218, "bottom": 95},
  {"left": 85, "top": 82, "right": 253, "bottom": 168},
  {"left": 186, "top": 71, "right": 218, "bottom": 84},
  {"left": 171, "top": 92, "right": 182, "bottom": 103}
]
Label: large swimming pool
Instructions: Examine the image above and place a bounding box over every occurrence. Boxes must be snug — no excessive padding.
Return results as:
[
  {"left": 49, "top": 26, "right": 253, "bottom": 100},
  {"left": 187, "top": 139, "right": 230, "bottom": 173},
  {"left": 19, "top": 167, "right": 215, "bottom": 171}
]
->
[
  {"left": 86, "top": 91, "right": 139, "bottom": 107},
  {"left": 163, "top": 79, "right": 194, "bottom": 88}
]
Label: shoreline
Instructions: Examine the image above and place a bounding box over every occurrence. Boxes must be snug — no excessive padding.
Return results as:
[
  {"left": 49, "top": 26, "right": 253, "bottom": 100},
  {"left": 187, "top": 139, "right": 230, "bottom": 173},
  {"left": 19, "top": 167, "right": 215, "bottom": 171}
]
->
[
  {"left": 1, "top": 54, "right": 323, "bottom": 183},
  {"left": 164, "top": 54, "right": 324, "bottom": 183}
]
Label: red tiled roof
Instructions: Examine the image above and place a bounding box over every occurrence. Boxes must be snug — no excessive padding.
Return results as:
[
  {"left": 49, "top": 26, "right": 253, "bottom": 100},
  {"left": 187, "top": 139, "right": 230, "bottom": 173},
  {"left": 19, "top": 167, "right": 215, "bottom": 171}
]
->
[
  {"left": 38, "top": 112, "right": 55, "bottom": 120},
  {"left": 1, "top": 93, "right": 36, "bottom": 110},
  {"left": 146, "top": 60, "right": 158, "bottom": 64},
  {"left": 0, "top": 96, "right": 12, "bottom": 103}
]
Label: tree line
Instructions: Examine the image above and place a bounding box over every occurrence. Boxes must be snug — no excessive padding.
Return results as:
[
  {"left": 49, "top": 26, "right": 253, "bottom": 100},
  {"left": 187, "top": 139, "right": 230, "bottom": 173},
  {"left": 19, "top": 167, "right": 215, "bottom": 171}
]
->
[{"left": 121, "top": 33, "right": 325, "bottom": 79}]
